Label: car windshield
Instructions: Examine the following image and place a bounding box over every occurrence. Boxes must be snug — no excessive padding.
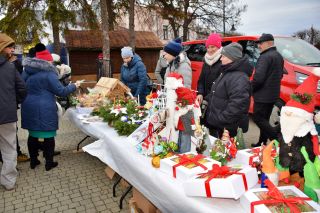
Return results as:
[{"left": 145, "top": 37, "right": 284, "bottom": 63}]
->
[{"left": 274, "top": 37, "right": 320, "bottom": 66}]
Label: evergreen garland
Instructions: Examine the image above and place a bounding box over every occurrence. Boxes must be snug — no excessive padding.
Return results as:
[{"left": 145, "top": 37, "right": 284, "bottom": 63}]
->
[{"left": 291, "top": 92, "right": 313, "bottom": 104}]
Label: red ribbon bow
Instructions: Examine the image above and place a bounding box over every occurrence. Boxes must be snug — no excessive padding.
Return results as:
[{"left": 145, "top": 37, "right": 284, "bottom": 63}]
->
[
  {"left": 198, "top": 164, "right": 248, "bottom": 197},
  {"left": 251, "top": 179, "right": 311, "bottom": 213},
  {"left": 172, "top": 154, "right": 207, "bottom": 178}
]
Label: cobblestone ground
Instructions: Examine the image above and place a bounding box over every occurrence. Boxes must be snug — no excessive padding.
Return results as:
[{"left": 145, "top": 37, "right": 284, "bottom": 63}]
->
[{"left": 0, "top": 113, "right": 130, "bottom": 213}]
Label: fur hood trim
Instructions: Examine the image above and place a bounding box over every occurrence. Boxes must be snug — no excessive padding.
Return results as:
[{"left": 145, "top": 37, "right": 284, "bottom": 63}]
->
[{"left": 23, "top": 57, "right": 57, "bottom": 74}]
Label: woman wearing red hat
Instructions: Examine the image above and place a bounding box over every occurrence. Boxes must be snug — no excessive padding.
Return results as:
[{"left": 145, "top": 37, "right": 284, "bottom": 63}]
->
[{"left": 21, "top": 43, "right": 79, "bottom": 171}]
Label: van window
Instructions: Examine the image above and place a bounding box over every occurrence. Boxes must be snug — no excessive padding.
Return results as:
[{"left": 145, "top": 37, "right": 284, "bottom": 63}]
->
[
  {"left": 184, "top": 43, "right": 206, "bottom": 62},
  {"left": 245, "top": 40, "right": 260, "bottom": 67},
  {"left": 275, "top": 37, "right": 320, "bottom": 66}
]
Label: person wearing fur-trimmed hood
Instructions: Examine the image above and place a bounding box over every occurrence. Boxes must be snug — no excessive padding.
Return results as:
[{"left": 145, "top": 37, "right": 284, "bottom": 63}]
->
[
  {"left": 163, "top": 38, "right": 192, "bottom": 88},
  {"left": 21, "top": 43, "right": 79, "bottom": 171}
]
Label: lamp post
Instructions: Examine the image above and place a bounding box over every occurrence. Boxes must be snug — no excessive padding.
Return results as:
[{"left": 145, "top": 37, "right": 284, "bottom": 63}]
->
[{"left": 230, "top": 24, "right": 236, "bottom": 32}]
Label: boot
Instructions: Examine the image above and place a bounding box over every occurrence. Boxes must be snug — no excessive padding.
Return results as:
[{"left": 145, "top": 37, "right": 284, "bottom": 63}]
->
[
  {"left": 43, "top": 137, "right": 58, "bottom": 171},
  {"left": 27, "top": 136, "right": 40, "bottom": 169}
]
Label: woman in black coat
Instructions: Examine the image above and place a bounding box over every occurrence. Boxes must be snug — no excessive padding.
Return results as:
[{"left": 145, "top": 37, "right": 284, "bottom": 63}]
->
[{"left": 205, "top": 43, "right": 253, "bottom": 137}]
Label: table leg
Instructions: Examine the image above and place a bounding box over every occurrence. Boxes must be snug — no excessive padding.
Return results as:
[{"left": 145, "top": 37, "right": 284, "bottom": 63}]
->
[
  {"left": 77, "top": 135, "right": 90, "bottom": 151},
  {"left": 113, "top": 176, "right": 122, "bottom": 197},
  {"left": 119, "top": 185, "right": 133, "bottom": 209}
]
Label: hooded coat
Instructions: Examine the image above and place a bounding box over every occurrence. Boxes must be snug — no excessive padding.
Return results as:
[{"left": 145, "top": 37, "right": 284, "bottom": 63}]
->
[
  {"left": 164, "top": 52, "right": 192, "bottom": 88},
  {"left": 205, "top": 56, "right": 253, "bottom": 135},
  {"left": 21, "top": 58, "right": 76, "bottom": 131},
  {"left": 120, "top": 54, "right": 148, "bottom": 105},
  {"left": 0, "top": 55, "right": 27, "bottom": 125}
]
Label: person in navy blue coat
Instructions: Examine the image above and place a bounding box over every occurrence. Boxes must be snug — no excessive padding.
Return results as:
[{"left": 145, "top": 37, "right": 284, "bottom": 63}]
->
[
  {"left": 120, "top": 46, "right": 148, "bottom": 105},
  {"left": 21, "top": 43, "right": 78, "bottom": 171}
]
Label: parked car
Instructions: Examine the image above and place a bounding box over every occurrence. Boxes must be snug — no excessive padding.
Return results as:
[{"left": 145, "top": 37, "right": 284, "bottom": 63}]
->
[{"left": 183, "top": 36, "right": 320, "bottom": 125}]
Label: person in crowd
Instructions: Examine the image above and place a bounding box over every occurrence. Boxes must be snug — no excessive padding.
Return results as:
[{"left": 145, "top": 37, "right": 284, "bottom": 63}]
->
[
  {"left": 163, "top": 38, "right": 192, "bottom": 88},
  {"left": 21, "top": 43, "right": 79, "bottom": 171},
  {"left": 120, "top": 46, "right": 148, "bottom": 105},
  {"left": 251, "top": 33, "right": 284, "bottom": 147},
  {"left": 205, "top": 43, "right": 253, "bottom": 138},
  {"left": 0, "top": 33, "right": 27, "bottom": 190},
  {"left": 154, "top": 50, "right": 168, "bottom": 85}
]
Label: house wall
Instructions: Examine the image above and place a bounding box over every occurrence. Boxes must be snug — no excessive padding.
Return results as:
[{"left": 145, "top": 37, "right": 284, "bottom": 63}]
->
[{"left": 69, "top": 49, "right": 160, "bottom": 80}]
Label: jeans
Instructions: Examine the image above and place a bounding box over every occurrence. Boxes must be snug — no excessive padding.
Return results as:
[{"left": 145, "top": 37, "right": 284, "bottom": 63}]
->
[{"left": 252, "top": 102, "right": 278, "bottom": 144}]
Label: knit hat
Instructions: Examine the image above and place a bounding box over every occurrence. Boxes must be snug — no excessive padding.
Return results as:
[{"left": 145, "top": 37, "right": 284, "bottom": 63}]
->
[
  {"left": 35, "top": 43, "right": 53, "bottom": 62},
  {"left": 0, "top": 33, "right": 15, "bottom": 52},
  {"left": 205, "top": 33, "right": 222, "bottom": 48},
  {"left": 121, "top": 46, "right": 133, "bottom": 58},
  {"left": 221, "top": 43, "right": 243, "bottom": 61},
  {"left": 164, "top": 38, "right": 182, "bottom": 57}
]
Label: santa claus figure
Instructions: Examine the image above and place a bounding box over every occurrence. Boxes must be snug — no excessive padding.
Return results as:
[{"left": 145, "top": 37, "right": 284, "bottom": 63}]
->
[{"left": 279, "top": 68, "right": 320, "bottom": 176}]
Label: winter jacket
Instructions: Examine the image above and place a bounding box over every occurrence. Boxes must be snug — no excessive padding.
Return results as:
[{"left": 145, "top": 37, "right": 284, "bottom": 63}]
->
[
  {"left": 154, "top": 56, "right": 168, "bottom": 84},
  {"left": 0, "top": 55, "right": 27, "bottom": 125},
  {"left": 197, "top": 58, "right": 222, "bottom": 98},
  {"left": 205, "top": 56, "right": 253, "bottom": 134},
  {"left": 252, "top": 46, "right": 284, "bottom": 103},
  {"left": 165, "top": 52, "right": 192, "bottom": 88},
  {"left": 21, "top": 58, "right": 76, "bottom": 131},
  {"left": 120, "top": 54, "right": 148, "bottom": 105},
  {"left": 279, "top": 133, "right": 315, "bottom": 173}
]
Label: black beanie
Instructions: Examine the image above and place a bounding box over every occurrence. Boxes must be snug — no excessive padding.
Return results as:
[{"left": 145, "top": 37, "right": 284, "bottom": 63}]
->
[{"left": 35, "top": 43, "right": 46, "bottom": 52}]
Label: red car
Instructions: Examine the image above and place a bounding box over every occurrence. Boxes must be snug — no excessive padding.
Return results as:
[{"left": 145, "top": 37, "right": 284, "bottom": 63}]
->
[{"left": 183, "top": 36, "right": 320, "bottom": 125}]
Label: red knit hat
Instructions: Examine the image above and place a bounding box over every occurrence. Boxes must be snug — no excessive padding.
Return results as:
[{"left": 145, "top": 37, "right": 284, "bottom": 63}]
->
[
  {"left": 205, "top": 33, "right": 222, "bottom": 48},
  {"left": 36, "top": 50, "right": 53, "bottom": 62},
  {"left": 286, "top": 68, "right": 320, "bottom": 113},
  {"left": 167, "top": 72, "right": 184, "bottom": 84},
  {"left": 176, "top": 87, "right": 196, "bottom": 106}
]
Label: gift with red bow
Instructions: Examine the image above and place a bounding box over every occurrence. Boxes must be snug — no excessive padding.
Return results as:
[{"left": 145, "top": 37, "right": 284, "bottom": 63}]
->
[
  {"left": 240, "top": 179, "right": 320, "bottom": 213},
  {"left": 159, "top": 152, "right": 221, "bottom": 180},
  {"left": 183, "top": 164, "right": 258, "bottom": 199}
]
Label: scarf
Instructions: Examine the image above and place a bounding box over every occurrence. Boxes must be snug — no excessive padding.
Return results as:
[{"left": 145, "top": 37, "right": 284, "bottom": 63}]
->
[{"left": 204, "top": 47, "right": 222, "bottom": 66}]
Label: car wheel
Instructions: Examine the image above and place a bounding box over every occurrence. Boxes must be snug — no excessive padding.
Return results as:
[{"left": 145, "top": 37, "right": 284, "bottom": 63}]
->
[{"left": 269, "top": 99, "right": 285, "bottom": 127}]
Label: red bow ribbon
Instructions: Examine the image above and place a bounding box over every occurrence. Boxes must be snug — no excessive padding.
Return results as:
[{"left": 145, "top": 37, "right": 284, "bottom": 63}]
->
[
  {"left": 249, "top": 148, "right": 261, "bottom": 166},
  {"left": 251, "top": 179, "right": 311, "bottom": 213},
  {"left": 198, "top": 164, "right": 248, "bottom": 197},
  {"left": 172, "top": 154, "right": 207, "bottom": 178}
]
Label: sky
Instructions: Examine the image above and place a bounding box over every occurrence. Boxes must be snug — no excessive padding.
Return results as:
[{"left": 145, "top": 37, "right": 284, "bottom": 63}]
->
[{"left": 237, "top": 0, "right": 320, "bottom": 36}]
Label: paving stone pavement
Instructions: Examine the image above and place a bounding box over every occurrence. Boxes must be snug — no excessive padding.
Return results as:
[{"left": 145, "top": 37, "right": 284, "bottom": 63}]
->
[{"left": 0, "top": 113, "right": 130, "bottom": 213}]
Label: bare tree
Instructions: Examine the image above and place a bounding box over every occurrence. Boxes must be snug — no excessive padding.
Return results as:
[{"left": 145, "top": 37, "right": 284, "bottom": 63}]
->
[
  {"left": 293, "top": 26, "right": 320, "bottom": 47},
  {"left": 100, "top": 0, "right": 111, "bottom": 77},
  {"left": 129, "top": 0, "right": 136, "bottom": 50}
]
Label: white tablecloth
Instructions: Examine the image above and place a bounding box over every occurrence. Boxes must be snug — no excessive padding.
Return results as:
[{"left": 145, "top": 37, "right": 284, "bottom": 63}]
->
[{"left": 65, "top": 108, "right": 246, "bottom": 213}]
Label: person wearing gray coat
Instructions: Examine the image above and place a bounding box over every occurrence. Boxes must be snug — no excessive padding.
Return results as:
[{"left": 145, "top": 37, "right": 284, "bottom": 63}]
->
[
  {"left": 163, "top": 38, "right": 192, "bottom": 88},
  {"left": 154, "top": 51, "right": 168, "bottom": 85}
]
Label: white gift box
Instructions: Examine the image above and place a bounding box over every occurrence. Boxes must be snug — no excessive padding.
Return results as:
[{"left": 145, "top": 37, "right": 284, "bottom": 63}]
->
[
  {"left": 234, "top": 148, "right": 261, "bottom": 166},
  {"left": 183, "top": 166, "right": 258, "bottom": 199},
  {"left": 240, "top": 186, "right": 320, "bottom": 213},
  {"left": 160, "top": 152, "right": 221, "bottom": 181}
]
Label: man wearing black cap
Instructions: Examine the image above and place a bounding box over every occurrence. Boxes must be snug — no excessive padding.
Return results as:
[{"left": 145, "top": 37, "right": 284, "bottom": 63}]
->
[{"left": 251, "top": 33, "right": 284, "bottom": 147}]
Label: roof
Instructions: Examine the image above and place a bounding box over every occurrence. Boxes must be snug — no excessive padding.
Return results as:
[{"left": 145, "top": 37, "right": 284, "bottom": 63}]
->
[{"left": 65, "top": 30, "right": 163, "bottom": 50}]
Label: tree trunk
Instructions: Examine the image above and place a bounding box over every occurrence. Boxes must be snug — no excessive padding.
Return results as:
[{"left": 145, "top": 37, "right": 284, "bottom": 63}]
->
[
  {"left": 106, "top": 0, "right": 114, "bottom": 31},
  {"left": 129, "top": 0, "right": 135, "bottom": 50},
  {"left": 182, "top": 0, "right": 189, "bottom": 41},
  {"left": 168, "top": 18, "right": 179, "bottom": 39},
  {"left": 52, "top": 22, "right": 60, "bottom": 54},
  {"left": 100, "top": 0, "right": 111, "bottom": 77}
]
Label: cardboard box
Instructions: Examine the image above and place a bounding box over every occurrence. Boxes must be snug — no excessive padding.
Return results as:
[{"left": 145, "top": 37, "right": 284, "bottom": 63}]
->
[
  {"left": 105, "top": 166, "right": 116, "bottom": 180},
  {"left": 120, "top": 178, "right": 130, "bottom": 189},
  {"left": 133, "top": 188, "right": 157, "bottom": 213},
  {"left": 129, "top": 198, "right": 143, "bottom": 213},
  {"left": 183, "top": 166, "right": 258, "bottom": 199},
  {"left": 240, "top": 186, "right": 320, "bottom": 213},
  {"left": 160, "top": 152, "right": 221, "bottom": 181}
]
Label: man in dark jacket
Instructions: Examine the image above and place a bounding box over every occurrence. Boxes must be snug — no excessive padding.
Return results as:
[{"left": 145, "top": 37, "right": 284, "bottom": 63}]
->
[
  {"left": 251, "top": 33, "right": 284, "bottom": 147},
  {"left": 0, "top": 33, "right": 27, "bottom": 190},
  {"left": 205, "top": 43, "right": 252, "bottom": 137}
]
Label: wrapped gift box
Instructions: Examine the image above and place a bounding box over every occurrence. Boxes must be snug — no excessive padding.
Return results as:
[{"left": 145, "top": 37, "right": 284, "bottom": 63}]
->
[
  {"left": 160, "top": 152, "right": 220, "bottom": 181},
  {"left": 240, "top": 185, "right": 320, "bottom": 213},
  {"left": 234, "top": 148, "right": 262, "bottom": 166},
  {"left": 183, "top": 165, "right": 258, "bottom": 199}
]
